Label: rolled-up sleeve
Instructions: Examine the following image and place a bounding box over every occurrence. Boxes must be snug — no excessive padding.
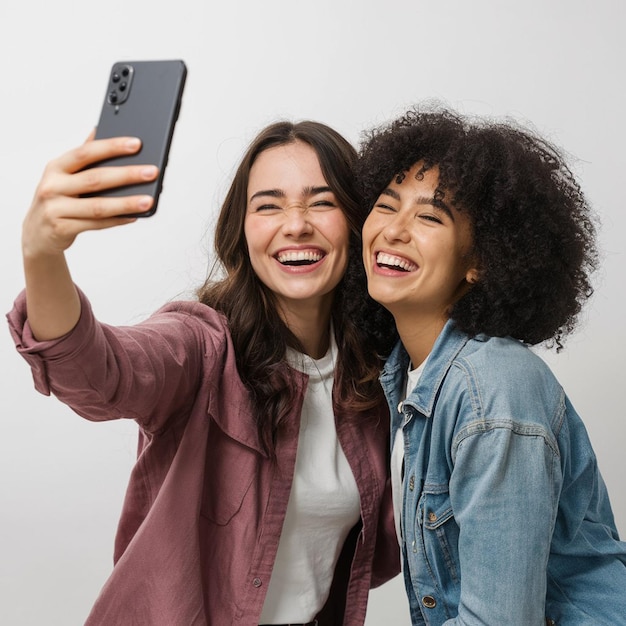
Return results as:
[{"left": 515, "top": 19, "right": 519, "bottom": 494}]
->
[
  {"left": 7, "top": 287, "right": 221, "bottom": 433},
  {"left": 7, "top": 289, "right": 100, "bottom": 396}
]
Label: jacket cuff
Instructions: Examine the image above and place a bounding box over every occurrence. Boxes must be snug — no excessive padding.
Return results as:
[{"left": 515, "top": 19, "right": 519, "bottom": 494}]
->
[{"left": 6, "top": 287, "right": 94, "bottom": 396}]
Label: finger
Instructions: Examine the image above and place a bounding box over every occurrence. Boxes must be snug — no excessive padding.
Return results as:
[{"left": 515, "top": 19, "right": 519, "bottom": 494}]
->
[
  {"left": 62, "top": 163, "right": 159, "bottom": 197},
  {"left": 32, "top": 213, "right": 139, "bottom": 253},
  {"left": 53, "top": 136, "right": 143, "bottom": 174},
  {"left": 54, "top": 193, "right": 155, "bottom": 221},
  {"left": 35, "top": 161, "right": 158, "bottom": 201},
  {"left": 59, "top": 214, "right": 139, "bottom": 236},
  {"left": 22, "top": 194, "right": 144, "bottom": 257}
]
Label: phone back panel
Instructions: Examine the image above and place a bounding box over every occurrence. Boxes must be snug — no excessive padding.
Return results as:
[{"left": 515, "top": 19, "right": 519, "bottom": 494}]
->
[{"left": 92, "top": 60, "right": 187, "bottom": 214}]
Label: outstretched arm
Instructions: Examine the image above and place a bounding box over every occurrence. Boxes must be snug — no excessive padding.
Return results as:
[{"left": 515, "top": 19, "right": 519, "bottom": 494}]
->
[{"left": 22, "top": 133, "right": 157, "bottom": 340}]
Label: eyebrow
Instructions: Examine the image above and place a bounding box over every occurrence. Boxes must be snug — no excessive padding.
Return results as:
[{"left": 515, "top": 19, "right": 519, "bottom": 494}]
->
[
  {"left": 379, "top": 188, "right": 454, "bottom": 220},
  {"left": 249, "top": 185, "right": 333, "bottom": 202}
]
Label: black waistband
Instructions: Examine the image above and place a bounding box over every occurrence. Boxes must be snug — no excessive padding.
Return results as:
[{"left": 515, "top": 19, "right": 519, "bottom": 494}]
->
[{"left": 260, "top": 621, "right": 318, "bottom": 626}]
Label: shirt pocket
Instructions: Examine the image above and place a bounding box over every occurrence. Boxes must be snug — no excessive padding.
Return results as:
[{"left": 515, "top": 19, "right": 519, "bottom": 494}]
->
[
  {"left": 200, "top": 425, "right": 258, "bottom": 526},
  {"left": 419, "top": 488, "right": 461, "bottom": 583}
]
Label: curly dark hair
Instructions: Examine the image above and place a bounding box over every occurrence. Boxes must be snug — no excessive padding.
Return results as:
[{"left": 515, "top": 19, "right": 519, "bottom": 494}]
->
[
  {"left": 197, "top": 121, "right": 396, "bottom": 454},
  {"left": 356, "top": 104, "right": 599, "bottom": 350}
]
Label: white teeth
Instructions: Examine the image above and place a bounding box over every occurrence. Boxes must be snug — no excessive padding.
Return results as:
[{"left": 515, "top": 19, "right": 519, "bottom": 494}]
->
[
  {"left": 277, "top": 250, "right": 323, "bottom": 264},
  {"left": 376, "top": 252, "right": 417, "bottom": 272}
]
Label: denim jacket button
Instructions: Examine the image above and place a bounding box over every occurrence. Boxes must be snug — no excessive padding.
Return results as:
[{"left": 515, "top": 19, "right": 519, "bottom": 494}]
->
[
  {"left": 422, "top": 595, "right": 437, "bottom": 609},
  {"left": 428, "top": 511, "right": 437, "bottom": 522}
]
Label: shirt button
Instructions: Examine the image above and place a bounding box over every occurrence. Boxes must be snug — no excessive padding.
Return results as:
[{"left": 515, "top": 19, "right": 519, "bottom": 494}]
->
[
  {"left": 252, "top": 577, "right": 262, "bottom": 588},
  {"left": 422, "top": 595, "right": 437, "bottom": 609}
]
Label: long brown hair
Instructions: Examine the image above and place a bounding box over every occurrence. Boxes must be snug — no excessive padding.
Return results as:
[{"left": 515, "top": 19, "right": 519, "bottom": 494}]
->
[{"left": 197, "top": 121, "right": 390, "bottom": 454}]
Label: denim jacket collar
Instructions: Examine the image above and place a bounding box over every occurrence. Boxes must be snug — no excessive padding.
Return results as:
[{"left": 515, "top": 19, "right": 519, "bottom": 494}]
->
[{"left": 380, "top": 320, "right": 477, "bottom": 427}]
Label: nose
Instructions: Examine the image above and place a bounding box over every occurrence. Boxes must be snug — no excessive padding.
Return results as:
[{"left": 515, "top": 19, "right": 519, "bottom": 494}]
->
[
  {"left": 382, "top": 211, "right": 411, "bottom": 243},
  {"left": 281, "top": 206, "right": 313, "bottom": 237}
]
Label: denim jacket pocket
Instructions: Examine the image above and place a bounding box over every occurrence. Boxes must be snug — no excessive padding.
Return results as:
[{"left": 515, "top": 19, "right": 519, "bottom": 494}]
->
[{"left": 419, "top": 489, "right": 461, "bottom": 583}]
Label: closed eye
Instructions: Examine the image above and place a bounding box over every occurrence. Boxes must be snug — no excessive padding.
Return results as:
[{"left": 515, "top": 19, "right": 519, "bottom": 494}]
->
[
  {"left": 419, "top": 213, "right": 443, "bottom": 224},
  {"left": 375, "top": 202, "right": 397, "bottom": 213},
  {"left": 310, "top": 199, "right": 337, "bottom": 210},
  {"left": 254, "top": 203, "right": 281, "bottom": 212}
]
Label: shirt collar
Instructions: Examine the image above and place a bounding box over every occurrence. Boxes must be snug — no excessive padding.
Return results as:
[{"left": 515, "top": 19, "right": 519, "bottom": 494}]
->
[{"left": 381, "top": 319, "right": 472, "bottom": 418}]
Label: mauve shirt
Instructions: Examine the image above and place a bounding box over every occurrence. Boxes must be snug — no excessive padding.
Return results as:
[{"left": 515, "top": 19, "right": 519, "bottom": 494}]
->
[{"left": 7, "top": 288, "right": 400, "bottom": 626}]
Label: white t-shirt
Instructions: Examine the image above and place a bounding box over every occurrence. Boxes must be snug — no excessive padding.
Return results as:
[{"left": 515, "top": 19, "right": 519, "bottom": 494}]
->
[
  {"left": 259, "top": 334, "right": 361, "bottom": 623},
  {"left": 391, "top": 358, "right": 427, "bottom": 546}
]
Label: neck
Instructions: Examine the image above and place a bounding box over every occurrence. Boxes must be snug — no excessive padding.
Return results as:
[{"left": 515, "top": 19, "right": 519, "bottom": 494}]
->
[
  {"left": 279, "top": 300, "right": 333, "bottom": 359},
  {"left": 394, "top": 312, "right": 447, "bottom": 369}
]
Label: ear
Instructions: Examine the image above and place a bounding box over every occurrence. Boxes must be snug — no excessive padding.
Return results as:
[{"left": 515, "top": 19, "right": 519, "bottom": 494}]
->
[{"left": 466, "top": 267, "right": 480, "bottom": 284}]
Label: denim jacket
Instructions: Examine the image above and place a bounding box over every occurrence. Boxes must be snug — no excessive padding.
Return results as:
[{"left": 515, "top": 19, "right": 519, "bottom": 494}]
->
[{"left": 380, "top": 320, "right": 626, "bottom": 626}]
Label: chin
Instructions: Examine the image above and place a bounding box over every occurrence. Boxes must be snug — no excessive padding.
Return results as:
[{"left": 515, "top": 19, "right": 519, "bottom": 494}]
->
[{"left": 367, "top": 285, "right": 396, "bottom": 306}]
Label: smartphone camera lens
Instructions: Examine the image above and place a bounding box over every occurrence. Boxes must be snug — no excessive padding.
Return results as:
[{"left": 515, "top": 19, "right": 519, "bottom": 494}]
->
[{"left": 107, "top": 65, "right": 133, "bottom": 105}]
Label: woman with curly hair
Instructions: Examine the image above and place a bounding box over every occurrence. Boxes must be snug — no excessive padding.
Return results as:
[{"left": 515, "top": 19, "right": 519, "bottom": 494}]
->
[
  {"left": 7, "top": 121, "right": 399, "bottom": 625},
  {"left": 358, "top": 105, "right": 626, "bottom": 625}
]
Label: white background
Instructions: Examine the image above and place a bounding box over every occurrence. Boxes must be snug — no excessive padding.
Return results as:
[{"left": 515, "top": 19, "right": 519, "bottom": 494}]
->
[{"left": 1, "top": 1, "right": 624, "bottom": 624}]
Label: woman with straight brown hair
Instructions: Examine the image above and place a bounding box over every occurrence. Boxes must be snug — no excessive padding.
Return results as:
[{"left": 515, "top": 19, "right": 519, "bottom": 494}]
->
[{"left": 8, "top": 120, "right": 399, "bottom": 625}]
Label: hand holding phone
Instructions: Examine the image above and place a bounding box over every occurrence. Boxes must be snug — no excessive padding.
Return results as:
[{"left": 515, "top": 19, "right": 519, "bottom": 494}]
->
[{"left": 88, "top": 59, "right": 187, "bottom": 216}]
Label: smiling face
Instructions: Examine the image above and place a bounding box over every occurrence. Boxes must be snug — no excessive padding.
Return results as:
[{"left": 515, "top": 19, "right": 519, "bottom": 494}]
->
[
  {"left": 244, "top": 141, "right": 350, "bottom": 322},
  {"left": 362, "top": 161, "right": 478, "bottom": 333}
]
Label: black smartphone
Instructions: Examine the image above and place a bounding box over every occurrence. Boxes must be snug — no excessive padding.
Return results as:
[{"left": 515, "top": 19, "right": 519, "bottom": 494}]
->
[{"left": 88, "top": 59, "right": 187, "bottom": 217}]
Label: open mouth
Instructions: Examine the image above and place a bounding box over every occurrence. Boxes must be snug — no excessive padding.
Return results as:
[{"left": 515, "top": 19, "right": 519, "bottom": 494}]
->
[
  {"left": 376, "top": 252, "right": 417, "bottom": 272},
  {"left": 276, "top": 249, "right": 325, "bottom": 266}
]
